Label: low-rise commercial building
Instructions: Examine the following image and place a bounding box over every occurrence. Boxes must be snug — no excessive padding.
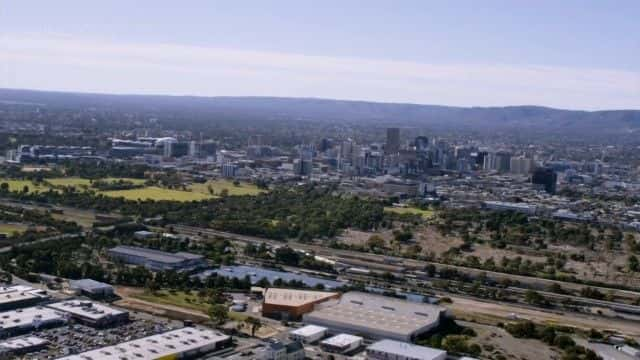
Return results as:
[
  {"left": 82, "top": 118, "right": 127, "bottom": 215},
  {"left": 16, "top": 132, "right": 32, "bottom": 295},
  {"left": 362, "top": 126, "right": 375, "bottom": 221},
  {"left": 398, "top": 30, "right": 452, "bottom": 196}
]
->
[
  {"left": 196, "top": 265, "right": 346, "bottom": 289},
  {"left": 47, "top": 300, "right": 128, "bottom": 328},
  {"left": 262, "top": 288, "right": 340, "bottom": 320},
  {"left": 289, "top": 325, "right": 328, "bottom": 344},
  {"left": 0, "top": 285, "right": 49, "bottom": 311},
  {"left": 58, "top": 327, "right": 231, "bottom": 360},
  {"left": 133, "top": 230, "right": 155, "bottom": 240},
  {"left": 0, "top": 336, "right": 48, "bottom": 358},
  {"left": 320, "top": 334, "right": 363, "bottom": 354},
  {"left": 68, "top": 279, "right": 114, "bottom": 299},
  {"left": 483, "top": 201, "right": 537, "bottom": 215},
  {"left": 108, "top": 245, "right": 207, "bottom": 271},
  {"left": 366, "top": 339, "right": 447, "bottom": 360},
  {"left": 258, "top": 340, "right": 305, "bottom": 360},
  {"left": 0, "top": 306, "right": 67, "bottom": 338},
  {"left": 303, "top": 292, "right": 446, "bottom": 342}
]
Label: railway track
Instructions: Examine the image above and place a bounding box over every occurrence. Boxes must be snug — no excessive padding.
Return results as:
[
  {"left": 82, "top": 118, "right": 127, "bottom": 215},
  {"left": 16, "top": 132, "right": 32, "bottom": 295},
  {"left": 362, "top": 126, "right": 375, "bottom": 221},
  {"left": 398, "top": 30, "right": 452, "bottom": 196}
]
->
[{"left": 169, "top": 224, "right": 640, "bottom": 303}]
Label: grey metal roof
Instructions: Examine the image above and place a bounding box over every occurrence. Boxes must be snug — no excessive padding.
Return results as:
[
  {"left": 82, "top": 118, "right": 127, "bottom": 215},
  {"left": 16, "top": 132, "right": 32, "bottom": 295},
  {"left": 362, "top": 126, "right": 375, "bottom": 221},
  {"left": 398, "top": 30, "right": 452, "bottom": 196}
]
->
[
  {"left": 367, "top": 339, "right": 447, "bottom": 360},
  {"left": 194, "top": 265, "right": 345, "bottom": 289},
  {"left": 109, "top": 245, "right": 203, "bottom": 264},
  {"left": 69, "top": 279, "right": 113, "bottom": 291},
  {"left": 304, "top": 292, "right": 445, "bottom": 339}
]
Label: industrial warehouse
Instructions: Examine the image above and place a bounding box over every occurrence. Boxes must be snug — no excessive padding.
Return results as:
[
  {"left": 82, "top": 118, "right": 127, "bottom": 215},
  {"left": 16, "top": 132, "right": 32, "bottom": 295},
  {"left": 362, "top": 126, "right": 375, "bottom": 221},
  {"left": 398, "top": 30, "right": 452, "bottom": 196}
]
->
[
  {"left": 108, "top": 245, "right": 208, "bottom": 271},
  {"left": 303, "top": 292, "right": 447, "bottom": 342},
  {"left": 58, "top": 327, "right": 231, "bottom": 360},
  {"left": 366, "top": 339, "right": 448, "bottom": 360},
  {"left": 289, "top": 325, "right": 328, "bottom": 344},
  {"left": 261, "top": 288, "right": 340, "bottom": 320},
  {"left": 47, "top": 300, "right": 129, "bottom": 328},
  {"left": 0, "top": 336, "right": 49, "bottom": 358},
  {"left": 196, "top": 265, "right": 346, "bottom": 289},
  {"left": 0, "top": 285, "right": 49, "bottom": 311},
  {"left": 68, "top": 279, "right": 114, "bottom": 299},
  {"left": 0, "top": 307, "right": 67, "bottom": 338}
]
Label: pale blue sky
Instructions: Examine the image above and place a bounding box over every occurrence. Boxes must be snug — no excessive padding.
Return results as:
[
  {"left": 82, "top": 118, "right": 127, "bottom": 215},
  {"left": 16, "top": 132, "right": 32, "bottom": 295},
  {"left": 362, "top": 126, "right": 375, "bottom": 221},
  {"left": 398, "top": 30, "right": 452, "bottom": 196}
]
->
[{"left": 1, "top": 0, "right": 638, "bottom": 109}]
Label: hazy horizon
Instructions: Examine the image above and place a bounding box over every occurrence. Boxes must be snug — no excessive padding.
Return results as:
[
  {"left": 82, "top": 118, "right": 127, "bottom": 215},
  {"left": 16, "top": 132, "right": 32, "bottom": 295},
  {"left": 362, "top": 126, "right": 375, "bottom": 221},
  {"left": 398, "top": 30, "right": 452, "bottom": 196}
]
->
[{"left": 1, "top": 0, "right": 639, "bottom": 110}]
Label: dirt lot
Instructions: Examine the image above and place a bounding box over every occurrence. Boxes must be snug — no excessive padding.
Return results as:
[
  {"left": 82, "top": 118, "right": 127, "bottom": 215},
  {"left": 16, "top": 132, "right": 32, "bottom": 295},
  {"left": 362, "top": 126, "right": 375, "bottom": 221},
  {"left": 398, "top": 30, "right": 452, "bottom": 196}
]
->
[
  {"left": 448, "top": 295, "right": 640, "bottom": 337},
  {"left": 416, "top": 226, "right": 465, "bottom": 256},
  {"left": 337, "top": 228, "right": 395, "bottom": 247},
  {"left": 460, "top": 321, "right": 560, "bottom": 360},
  {"left": 469, "top": 243, "right": 548, "bottom": 263},
  {"left": 114, "top": 286, "right": 281, "bottom": 338}
]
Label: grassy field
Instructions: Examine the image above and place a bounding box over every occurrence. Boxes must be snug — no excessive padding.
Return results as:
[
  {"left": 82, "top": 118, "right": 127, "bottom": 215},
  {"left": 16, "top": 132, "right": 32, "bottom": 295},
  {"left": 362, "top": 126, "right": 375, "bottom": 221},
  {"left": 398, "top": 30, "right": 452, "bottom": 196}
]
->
[
  {"left": 189, "top": 179, "right": 264, "bottom": 196},
  {"left": 0, "top": 178, "right": 262, "bottom": 202},
  {"left": 384, "top": 206, "right": 435, "bottom": 219},
  {"left": 100, "top": 186, "right": 212, "bottom": 201},
  {"left": 2, "top": 179, "right": 50, "bottom": 193},
  {"left": 0, "top": 177, "right": 147, "bottom": 193},
  {"left": 134, "top": 290, "right": 211, "bottom": 313},
  {"left": 0, "top": 223, "right": 29, "bottom": 235},
  {"left": 134, "top": 290, "right": 248, "bottom": 321}
]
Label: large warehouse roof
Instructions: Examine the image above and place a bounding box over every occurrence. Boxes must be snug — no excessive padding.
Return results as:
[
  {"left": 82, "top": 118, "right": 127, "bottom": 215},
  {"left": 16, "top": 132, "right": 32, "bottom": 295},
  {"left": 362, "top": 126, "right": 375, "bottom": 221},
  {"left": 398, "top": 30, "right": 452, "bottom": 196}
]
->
[
  {"left": 109, "top": 245, "right": 203, "bottom": 264},
  {"left": 367, "top": 339, "right": 447, "bottom": 360},
  {"left": 196, "top": 265, "right": 345, "bottom": 289},
  {"left": 264, "top": 288, "right": 338, "bottom": 307},
  {"left": 303, "top": 292, "right": 446, "bottom": 341},
  {"left": 58, "top": 327, "right": 229, "bottom": 360},
  {"left": 0, "top": 336, "right": 48, "bottom": 351},
  {"left": 0, "top": 306, "right": 66, "bottom": 331},
  {"left": 47, "top": 300, "right": 126, "bottom": 321},
  {"left": 0, "top": 285, "right": 47, "bottom": 307},
  {"left": 69, "top": 279, "right": 113, "bottom": 292}
]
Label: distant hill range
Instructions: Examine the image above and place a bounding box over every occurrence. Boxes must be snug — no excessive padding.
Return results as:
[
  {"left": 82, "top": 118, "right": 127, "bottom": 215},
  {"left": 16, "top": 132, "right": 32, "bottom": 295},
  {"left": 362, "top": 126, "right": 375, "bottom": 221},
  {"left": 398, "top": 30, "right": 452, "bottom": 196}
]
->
[{"left": 1, "top": 88, "right": 639, "bottom": 136}]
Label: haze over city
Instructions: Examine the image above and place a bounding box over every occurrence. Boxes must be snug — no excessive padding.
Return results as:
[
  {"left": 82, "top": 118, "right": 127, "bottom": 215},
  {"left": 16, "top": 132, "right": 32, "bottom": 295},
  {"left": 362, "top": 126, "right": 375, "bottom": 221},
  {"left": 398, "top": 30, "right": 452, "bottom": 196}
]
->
[
  {"left": 1, "top": 2, "right": 640, "bottom": 360},
  {"left": 2, "top": 0, "right": 639, "bottom": 110}
]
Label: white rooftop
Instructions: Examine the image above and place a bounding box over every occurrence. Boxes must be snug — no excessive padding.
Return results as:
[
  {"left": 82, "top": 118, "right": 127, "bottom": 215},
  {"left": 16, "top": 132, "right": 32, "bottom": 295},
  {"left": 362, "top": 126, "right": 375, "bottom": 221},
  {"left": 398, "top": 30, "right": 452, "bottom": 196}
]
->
[
  {"left": 0, "top": 336, "right": 48, "bottom": 350},
  {"left": 321, "top": 334, "right": 363, "bottom": 348},
  {"left": 0, "top": 285, "right": 47, "bottom": 305},
  {"left": 0, "top": 306, "right": 66, "bottom": 331},
  {"left": 58, "top": 327, "right": 229, "bottom": 360},
  {"left": 367, "top": 339, "right": 447, "bottom": 360},
  {"left": 47, "top": 300, "right": 126, "bottom": 320},
  {"left": 304, "top": 292, "right": 445, "bottom": 338},
  {"left": 290, "top": 324, "right": 327, "bottom": 337}
]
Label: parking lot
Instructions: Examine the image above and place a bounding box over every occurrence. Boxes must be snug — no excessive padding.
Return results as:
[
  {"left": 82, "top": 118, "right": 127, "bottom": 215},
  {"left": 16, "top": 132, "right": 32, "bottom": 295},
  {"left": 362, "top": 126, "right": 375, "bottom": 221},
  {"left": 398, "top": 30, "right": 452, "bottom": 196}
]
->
[{"left": 23, "top": 312, "right": 182, "bottom": 359}]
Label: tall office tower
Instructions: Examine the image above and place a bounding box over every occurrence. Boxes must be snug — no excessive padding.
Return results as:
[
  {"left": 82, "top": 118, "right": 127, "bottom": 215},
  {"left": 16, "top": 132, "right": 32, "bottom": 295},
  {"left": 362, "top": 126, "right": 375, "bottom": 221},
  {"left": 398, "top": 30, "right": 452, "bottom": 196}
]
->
[
  {"left": 168, "top": 142, "right": 189, "bottom": 158},
  {"left": 454, "top": 146, "right": 473, "bottom": 159},
  {"left": 188, "top": 141, "right": 198, "bottom": 157},
  {"left": 475, "top": 151, "right": 488, "bottom": 167},
  {"left": 510, "top": 157, "right": 534, "bottom": 175},
  {"left": 414, "top": 136, "right": 429, "bottom": 152},
  {"left": 248, "top": 134, "right": 263, "bottom": 147},
  {"left": 483, "top": 152, "right": 496, "bottom": 171},
  {"left": 318, "top": 138, "right": 332, "bottom": 152},
  {"left": 385, "top": 128, "right": 400, "bottom": 155},
  {"left": 199, "top": 140, "right": 217, "bottom": 159},
  {"left": 340, "top": 139, "right": 355, "bottom": 159},
  {"left": 495, "top": 151, "right": 512, "bottom": 172},
  {"left": 532, "top": 167, "right": 558, "bottom": 194},
  {"left": 163, "top": 141, "right": 173, "bottom": 158}
]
